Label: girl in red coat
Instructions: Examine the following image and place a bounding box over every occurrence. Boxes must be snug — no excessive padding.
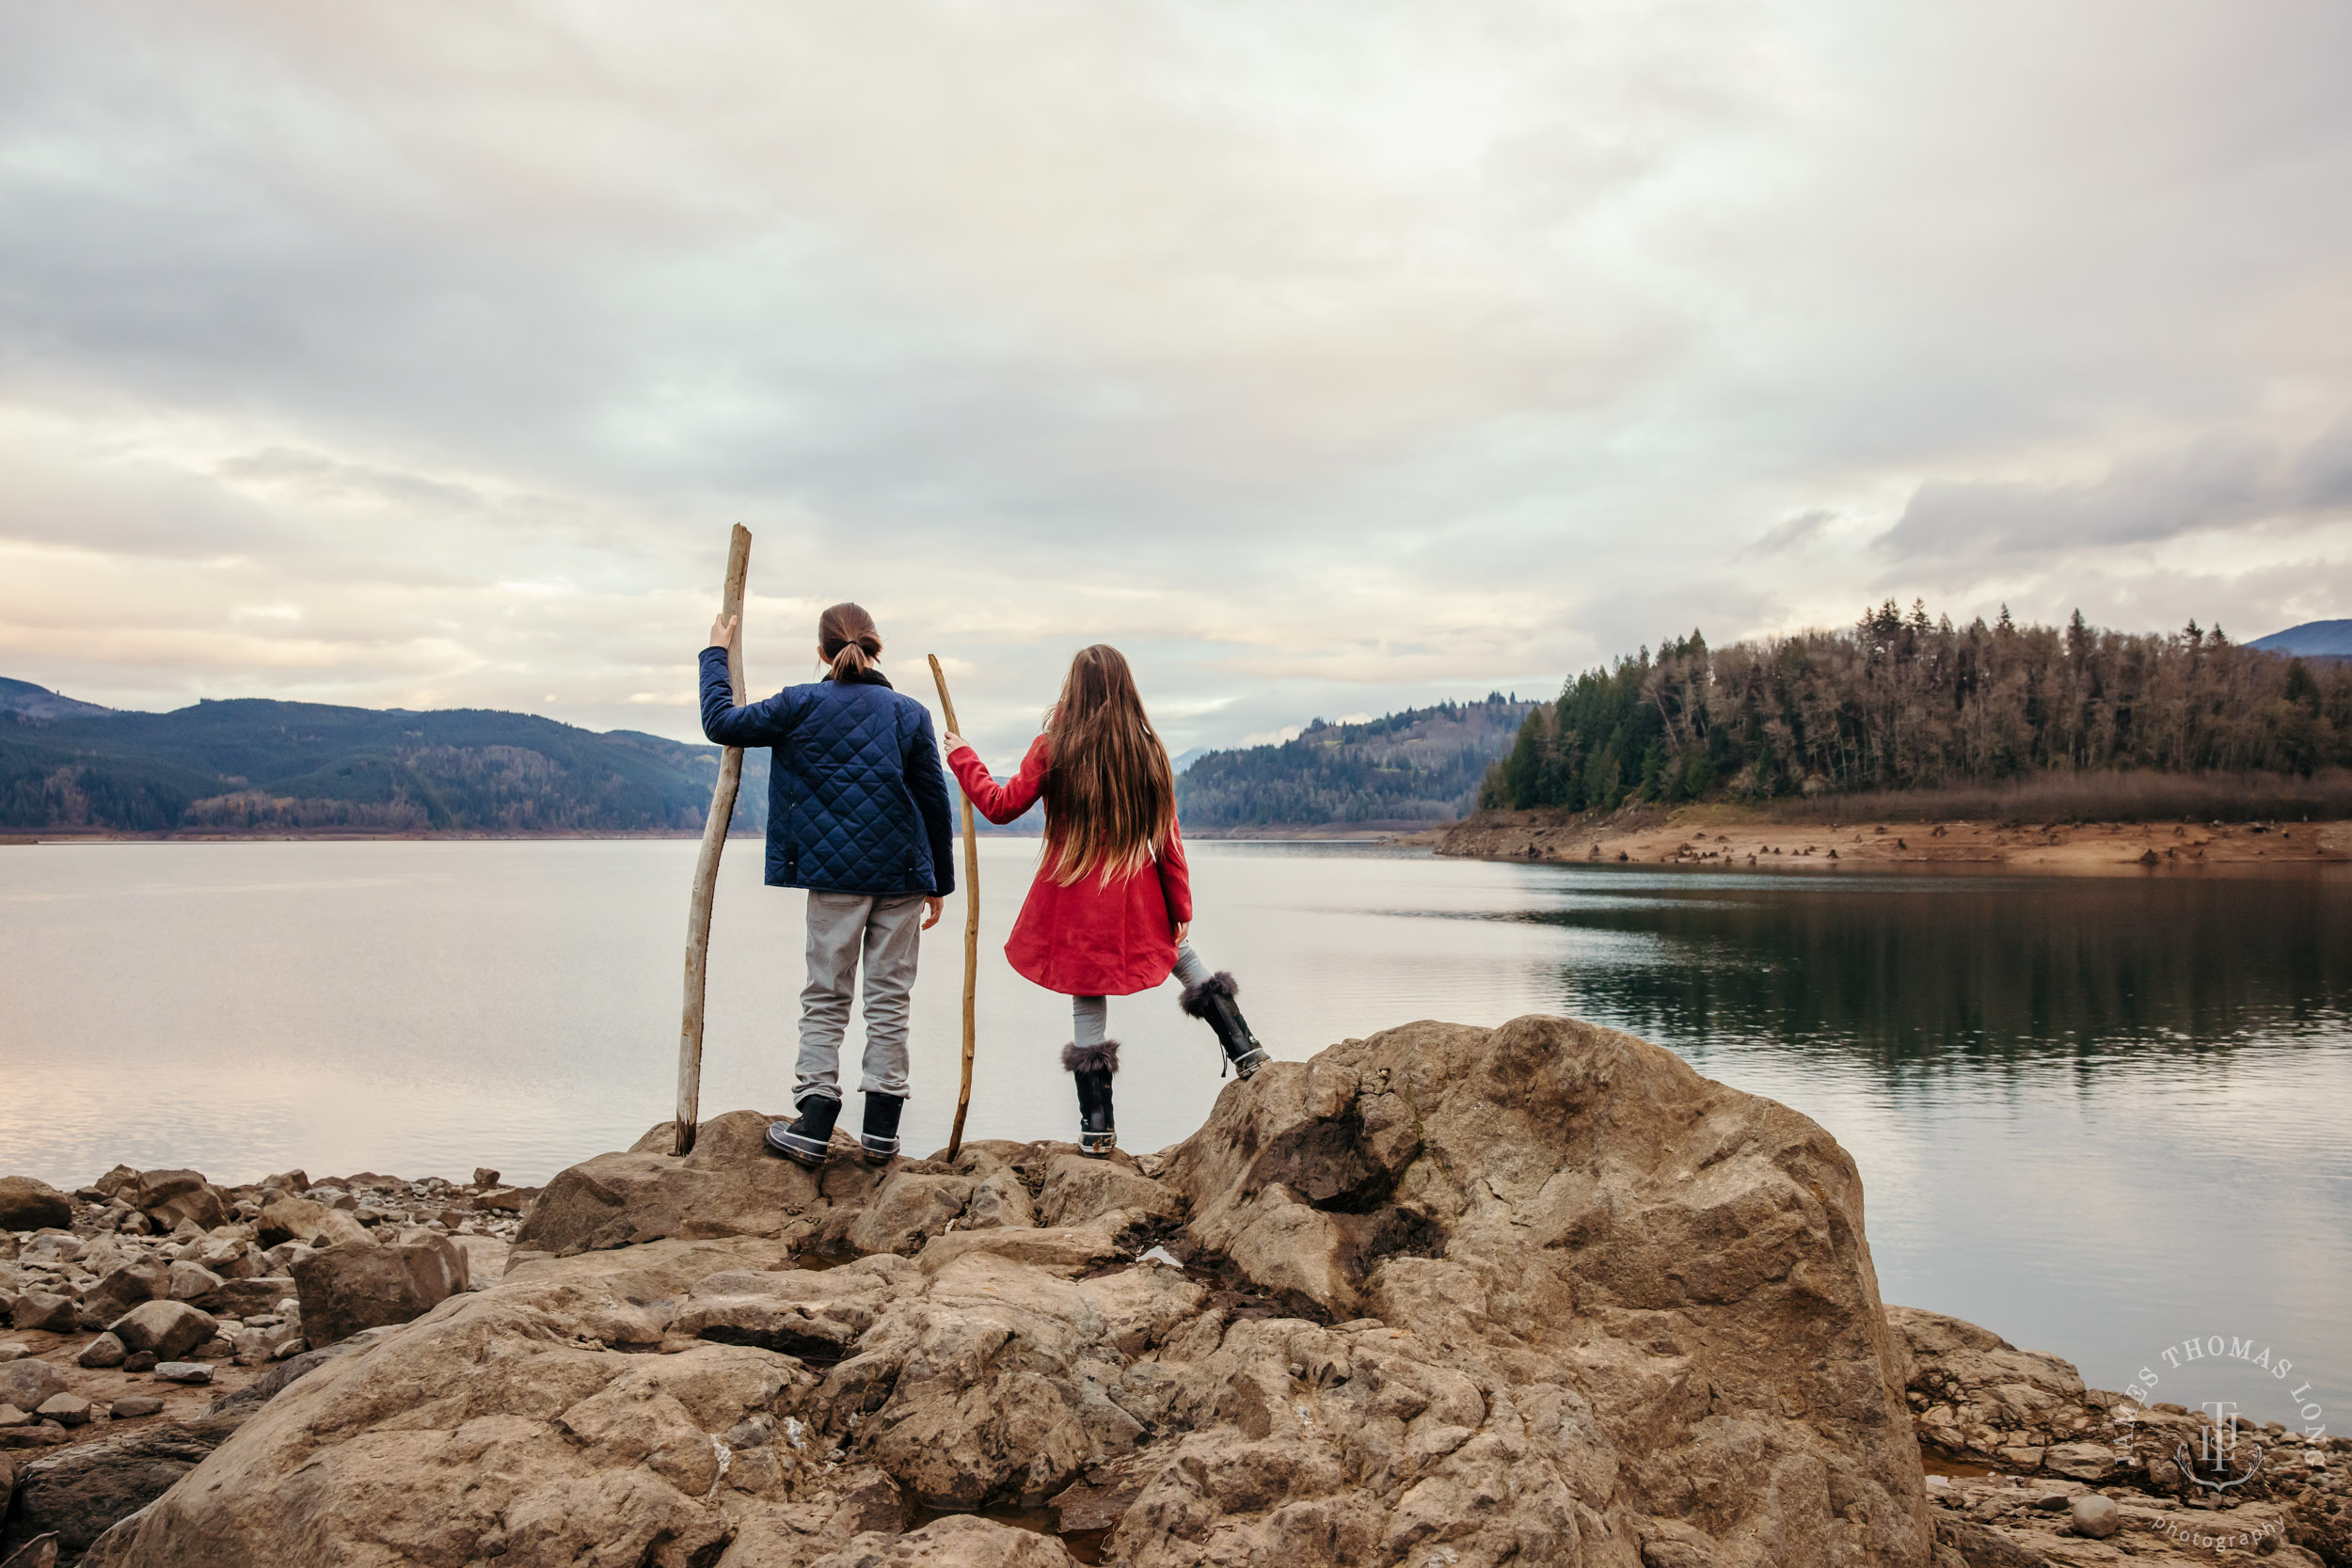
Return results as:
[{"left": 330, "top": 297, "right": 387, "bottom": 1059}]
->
[{"left": 945, "top": 644, "right": 1270, "bottom": 1156}]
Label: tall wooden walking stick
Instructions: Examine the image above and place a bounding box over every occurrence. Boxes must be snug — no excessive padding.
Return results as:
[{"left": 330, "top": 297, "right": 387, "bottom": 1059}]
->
[
  {"left": 675, "top": 523, "right": 752, "bottom": 1156},
  {"left": 928, "top": 654, "right": 980, "bottom": 1161}
]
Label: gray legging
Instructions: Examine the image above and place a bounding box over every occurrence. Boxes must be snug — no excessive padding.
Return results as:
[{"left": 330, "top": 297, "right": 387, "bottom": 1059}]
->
[{"left": 1073, "top": 942, "right": 1214, "bottom": 1048}]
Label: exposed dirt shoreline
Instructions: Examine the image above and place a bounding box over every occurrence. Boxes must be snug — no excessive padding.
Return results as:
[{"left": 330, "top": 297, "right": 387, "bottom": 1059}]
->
[{"left": 1433, "top": 806, "right": 2352, "bottom": 874}]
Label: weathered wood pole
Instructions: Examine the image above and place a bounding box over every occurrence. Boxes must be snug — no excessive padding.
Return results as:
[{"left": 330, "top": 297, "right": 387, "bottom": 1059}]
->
[
  {"left": 675, "top": 523, "right": 752, "bottom": 1156},
  {"left": 928, "top": 654, "right": 981, "bottom": 1161}
]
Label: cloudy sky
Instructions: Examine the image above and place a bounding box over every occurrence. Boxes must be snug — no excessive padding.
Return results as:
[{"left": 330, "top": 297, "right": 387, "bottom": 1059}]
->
[{"left": 4, "top": 1, "right": 2348, "bottom": 755}]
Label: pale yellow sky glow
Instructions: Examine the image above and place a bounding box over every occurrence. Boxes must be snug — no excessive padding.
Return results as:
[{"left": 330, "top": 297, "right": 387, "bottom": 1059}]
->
[{"left": 3, "top": 1, "right": 2349, "bottom": 753}]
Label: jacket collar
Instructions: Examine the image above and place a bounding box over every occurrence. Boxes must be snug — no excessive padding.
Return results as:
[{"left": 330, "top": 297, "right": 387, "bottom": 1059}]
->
[{"left": 828, "top": 667, "right": 893, "bottom": 689}]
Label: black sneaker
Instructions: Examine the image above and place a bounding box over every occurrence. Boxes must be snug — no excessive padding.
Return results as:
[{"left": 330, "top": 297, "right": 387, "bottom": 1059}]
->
[
  {"left": 765, "top": 1094, "right": 842, "bottom": 1167},
  {"left": 860, "top": 1094, "right": 905, "bottom": 1165}
]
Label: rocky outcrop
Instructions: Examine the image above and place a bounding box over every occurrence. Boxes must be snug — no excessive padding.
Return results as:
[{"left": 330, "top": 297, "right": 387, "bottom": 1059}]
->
[
  {"left": 84, "top": 1015, "right": 1938, "bottom": 1568},
  {"left": 0, "top": 1164, "right": 528, "bottom": 1557},
  {"left": 515, "top": 1111, "right": 880, "bottom": 1258},
  {"left": 1889, "top": 1307, "right": 2352, "bottom": 1566}
]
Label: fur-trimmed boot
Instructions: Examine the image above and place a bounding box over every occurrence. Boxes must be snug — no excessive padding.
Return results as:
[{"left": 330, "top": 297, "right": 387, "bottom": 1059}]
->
[
  {"left": 1063, "top": 1040, "right": 1119, "bottom": 1158},
  {"left": 1180, "top": 972, "right": 1269, "bottom": 1078},
  {"left": 765, "top": 1093, "right": 841, "bottom": 1167}
]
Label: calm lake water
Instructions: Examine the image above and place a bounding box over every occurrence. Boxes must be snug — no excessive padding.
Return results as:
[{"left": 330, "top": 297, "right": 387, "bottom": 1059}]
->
[{"left": 3, "top": 839, "right": 2347, "bottom": 1419}]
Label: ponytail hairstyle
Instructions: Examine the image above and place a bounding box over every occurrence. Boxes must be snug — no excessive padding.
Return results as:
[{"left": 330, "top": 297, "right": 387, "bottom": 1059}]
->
[
  {"left": 1041, "top": 644, "right": 1176, "bottom": 885},
  {"left": 818, "top": 602, "right": 882, "bottom": 681}
]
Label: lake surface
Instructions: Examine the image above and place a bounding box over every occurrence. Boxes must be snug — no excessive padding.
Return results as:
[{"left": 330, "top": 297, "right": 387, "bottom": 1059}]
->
[{"left": 3, "top": 839, "right": 2347, "bottom": 1420}]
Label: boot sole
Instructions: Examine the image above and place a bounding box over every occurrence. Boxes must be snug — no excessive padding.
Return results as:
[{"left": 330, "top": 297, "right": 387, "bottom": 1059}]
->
[
  {"left": 1078, "top": 1132, "right": 1117, "bottom": 1158},
  {"left": 1232, "top": 1048, "right": 1269, "bottom": 1079},
  {"left": 765, "top": 1125, "right": 832, "bottom": 1166},
  {"left": 859, "top": 1138, "right": 899, "bottom": 1165}
]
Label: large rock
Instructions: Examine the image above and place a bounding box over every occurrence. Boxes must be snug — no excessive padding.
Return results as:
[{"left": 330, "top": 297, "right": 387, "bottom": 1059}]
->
[
  {"left": 290, "top": 1234, "right": 466, "bottom": 1347},
  {"left": 0, "top": 1180, "right": 72, "bottom": 1234},
  {"left": 126, "top": 1172, "right": 225, "bottom": 1234},
  {"left": 252, "top": 1196, "right": 368, "bottom": 1251},
  {"left": 107, "top": 1302, "right": 216, "bottom": 1362},
  {"left": 0, "top": 1417, "right": 241, "bottom": 1562},
  {"left": 83, "top": 1016, "right": 1936, "bottom": 1568},
  {"left": 516, "top": 1110, "right": 882, "bottom": 1257},
  {"left": 80, "top": 1264, "right": 167, "bottom": 1325},
  {"left": 0, "top": 1361, "right": 67, "bottom": 1416},
  {"left": 8, "top": 1295, "right": 73, "bottom": 1336}
]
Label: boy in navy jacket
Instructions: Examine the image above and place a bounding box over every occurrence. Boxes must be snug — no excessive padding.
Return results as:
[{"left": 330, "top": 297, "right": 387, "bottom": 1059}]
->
[{"left": 701, "top": 601, "right": 955, "bottom": 1167}]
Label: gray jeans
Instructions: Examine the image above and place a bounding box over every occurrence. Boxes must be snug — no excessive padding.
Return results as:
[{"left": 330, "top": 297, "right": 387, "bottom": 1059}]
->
[
  {"left": 1073, "top": 942, "right": 1214, "bottom": 1048},
  {"left": 798, "top": 891, "right": 926, "bottom": 1103}
]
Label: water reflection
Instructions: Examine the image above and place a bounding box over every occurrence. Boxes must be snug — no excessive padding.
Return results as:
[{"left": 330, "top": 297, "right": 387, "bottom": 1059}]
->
[{"left": 1511, "top": 873, "right": 2352, "bottom": 1067}]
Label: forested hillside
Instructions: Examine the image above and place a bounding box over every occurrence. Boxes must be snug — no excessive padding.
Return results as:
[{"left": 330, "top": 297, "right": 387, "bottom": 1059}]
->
[
  {"left": 0, "top": 689, "right": 768, "bottom": 833},
  {"left": 1178, "top": 695, "right": 1533, "bottom": 828},
  {"left": 1487, "top": 602, "right": 2352, "bottom": 813}
]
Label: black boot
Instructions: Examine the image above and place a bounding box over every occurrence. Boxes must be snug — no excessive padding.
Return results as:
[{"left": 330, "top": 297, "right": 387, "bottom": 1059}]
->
[
  {"left": 860, "top": 1094, "right": 905, "bottom": 1165},
  {"left": 765, "top": 1093, "right": 841, "bottom": 1167},
  {"left": 1063, "top": 1040, "right": 1119, "bottom": 1158},
  {"left": 1181, "top": 972, "right": 1269, "bottom": 1078}
]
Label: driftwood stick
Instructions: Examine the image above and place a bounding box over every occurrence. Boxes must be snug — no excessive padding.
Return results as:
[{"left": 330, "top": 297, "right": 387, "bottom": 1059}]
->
[
  {"left": 928, "top": 655, "right": 981, "bottom": 1161},
  {"left": 675, "top": 523, "right": 752, "bottom": 1157}
]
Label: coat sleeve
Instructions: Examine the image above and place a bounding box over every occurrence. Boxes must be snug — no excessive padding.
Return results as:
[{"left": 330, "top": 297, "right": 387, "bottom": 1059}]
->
[
  {"left": 904, "top": 705, "right": 957, "bottom": 899},
  {"left": 948, "top": 735, "right": 1048, "bottom": 826},
  {"left": 699, "top": 647, "right": 798, "bottom": 745},
  {"left": 1154, "top": 814, "right": 1194, "bottom": 927}
]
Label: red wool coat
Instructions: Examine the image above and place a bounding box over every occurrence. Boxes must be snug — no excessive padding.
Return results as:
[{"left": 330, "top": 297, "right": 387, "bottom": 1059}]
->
[{"left": 947, "top": 736, "right": 1193, "bottom": 997}]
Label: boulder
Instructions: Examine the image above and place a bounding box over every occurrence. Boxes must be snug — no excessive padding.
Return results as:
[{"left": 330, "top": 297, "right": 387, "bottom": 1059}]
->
[
  {"left": 8, "top": 1295, "right": 74, "bottom": 1336},
  {"left": 0, "top": 1362, "right": 67, "bottom": 1415},
  {"left": 166, "top": 1263, "right": 224, "bottom": 1306},
  {"left": 108, "top": 1301, "right": 216, "bottom": 1361},
  {"left": 152, "top": 1363, "right": 212, "bottom": 1385},
  {"left": 128, "top": 1172, "right": 225, "bottom": 1233},
  {"left": 75, "top": 1335, "right": 125, "bottom": 1370},
  {"left": 253, "top": 1197, "right": 368, "bottom": 1251},
  {"left": 2069, "top": 1493, "right": 2121, "bottom": 1538},
  {"left": 0, "top": 1418, "right": 236, "bottom": 1562},
  {"left": 32, "top": 1395, "right": 88, "bottom": 1429},
  {"left": 516, "top": 1110, "right": 883, "bottom": 1257},
  {"left": 80, "top": 1263, "right": 167, "bottom": 1324},
  {"left": 0, "top": 1180, "right": 71, "bottom": 1234},
  {"left": 290, "top": 1233, "right": 466, "bottom": 1346},
  {"left": 0, "top": 1534, "right": 57, "bottom": 1568},
  {"left": 86, "top": 1016, "right": 1936, "bottom": 1568}
]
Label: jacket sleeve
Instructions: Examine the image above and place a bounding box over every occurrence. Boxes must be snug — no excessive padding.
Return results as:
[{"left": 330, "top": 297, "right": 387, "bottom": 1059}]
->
[
  {"left": 905, "top": 705, "right": 957, "bottom": 899},
  {"left": 947, "top": 735, "right": 1048, "bottom": 826},
  {"left": 1155, "top": 814, "right": 1194, "bottom": 927},
  {"left": 699, "top": 647, "right": 796, "bottom": 746}
]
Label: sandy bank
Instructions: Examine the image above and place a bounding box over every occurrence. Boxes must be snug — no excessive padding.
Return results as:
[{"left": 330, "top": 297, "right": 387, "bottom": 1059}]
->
[{"left": 1437, "top": 807, "right": 2352, "bottom": 874}]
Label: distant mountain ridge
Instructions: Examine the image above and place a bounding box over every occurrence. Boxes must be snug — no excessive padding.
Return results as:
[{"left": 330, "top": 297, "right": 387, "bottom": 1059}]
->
[
  {"left": 0, "top": 676, "right": 115, "bottom": 721},
  {"left": 1176, "top": 694, "right": 1534, "bottom": 830},
  {"left": 1, "top": 680, "right": 767, "bottom": 834},
  {"left": 2250, "top": 619, "right": 2352, "bottom": 658}
]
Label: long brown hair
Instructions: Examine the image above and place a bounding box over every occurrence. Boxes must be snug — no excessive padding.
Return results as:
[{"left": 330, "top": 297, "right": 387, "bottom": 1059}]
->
[
  {"left": 818, "top": 602, "right": 882, "bottom": 680},
  {"left": 1041, "top": 644, "right": 1175, "bottom": 885}
]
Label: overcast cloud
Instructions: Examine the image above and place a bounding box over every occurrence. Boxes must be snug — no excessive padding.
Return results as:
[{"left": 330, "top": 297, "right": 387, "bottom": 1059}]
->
[{"left": 3, "top": 0, "right": 2349, "bottom": 754}]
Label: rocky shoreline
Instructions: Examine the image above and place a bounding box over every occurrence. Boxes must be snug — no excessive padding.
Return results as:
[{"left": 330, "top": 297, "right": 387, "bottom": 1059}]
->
[
  {"left": 3, "top": 1018, "right": 2346, "bottom": 1566},
  {"left": 1435, "top": 807, "right": 2352, "bottom": 873}
]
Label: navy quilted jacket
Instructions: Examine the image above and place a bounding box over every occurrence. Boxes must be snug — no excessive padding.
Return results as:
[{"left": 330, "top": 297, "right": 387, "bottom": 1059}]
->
[{"left": 698, "top": 648, "right": 956, "bottom": 896}]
